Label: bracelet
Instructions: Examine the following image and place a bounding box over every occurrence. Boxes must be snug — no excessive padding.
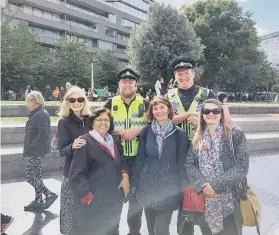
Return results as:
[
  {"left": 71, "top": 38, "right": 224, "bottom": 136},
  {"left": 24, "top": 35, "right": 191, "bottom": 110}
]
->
[{"left": 122, "top": 173, "right": 128, "bottom": 177}]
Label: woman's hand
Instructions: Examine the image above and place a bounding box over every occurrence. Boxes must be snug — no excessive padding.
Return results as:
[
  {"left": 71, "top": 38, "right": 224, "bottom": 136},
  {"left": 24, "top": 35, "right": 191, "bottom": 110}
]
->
[
  {"left": 72, "top": 136, "right": 86, "bottom": 149},
  {"left": 202, "top": 183, "right": 216, "bottom": 197},
  {"left": 119, "top": 175, "right": 130, "bottom": 197}
]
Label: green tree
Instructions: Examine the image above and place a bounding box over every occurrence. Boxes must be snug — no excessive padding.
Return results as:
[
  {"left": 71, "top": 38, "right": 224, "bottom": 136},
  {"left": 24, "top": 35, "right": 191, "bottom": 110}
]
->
[
  {"left": 54, "top": 37, "right": 92, "bottom": 89},
  {"left": 1, "top": 19, "right": 46, "bottom": 92},
  {"left": 127, "top": 2, "right": 204, "bottom": 86},
  {"left": 94, "top": 50, "right": 126, "bottom": 92},
  {"left": 181, "top": 0, "right": 276, "bottom": 91}
]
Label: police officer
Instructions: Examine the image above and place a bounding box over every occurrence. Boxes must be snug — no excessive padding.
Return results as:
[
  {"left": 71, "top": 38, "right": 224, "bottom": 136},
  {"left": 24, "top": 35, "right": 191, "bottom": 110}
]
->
[
  {"left": 167, "top": 56, "right": 215, "bottom": 235},
  {"left": 104, "top": 68, "right": 149, "bottom": 235}
]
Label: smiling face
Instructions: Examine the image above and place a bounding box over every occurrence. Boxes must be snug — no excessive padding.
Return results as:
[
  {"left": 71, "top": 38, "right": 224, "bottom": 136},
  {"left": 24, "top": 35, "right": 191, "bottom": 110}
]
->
[
  {"left": 119, "top": 79, "right": 137, "bottom": 98},
  {"left": 93, "top": 112, "right": 110, "bottom": 137},
  {"left": 202, "top": 103, "right": 222, "bottom": 126},
  {"left": 67, "top": 92, "right": 85, "bottom": 113},
  {"left": 152, "top": 103, "right": 169, "bottom": 123},
  {"left": 175, "top": 69, "right": 195, "bottom": 89}
]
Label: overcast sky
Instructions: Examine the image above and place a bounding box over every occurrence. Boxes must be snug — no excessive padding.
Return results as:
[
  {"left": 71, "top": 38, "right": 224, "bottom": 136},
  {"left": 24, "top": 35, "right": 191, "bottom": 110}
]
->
[{"left": 155, "top": 0, "right": 279, "bottom": 36}]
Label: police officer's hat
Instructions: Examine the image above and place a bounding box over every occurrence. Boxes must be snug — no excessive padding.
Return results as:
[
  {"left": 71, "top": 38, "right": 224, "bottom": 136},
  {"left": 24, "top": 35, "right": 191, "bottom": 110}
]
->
[
  {"left": 170, "top": 56, "right": 196, "bottom": 72},
  {"left": 116, "top": 68, "right": 140, "bottom": 82}
]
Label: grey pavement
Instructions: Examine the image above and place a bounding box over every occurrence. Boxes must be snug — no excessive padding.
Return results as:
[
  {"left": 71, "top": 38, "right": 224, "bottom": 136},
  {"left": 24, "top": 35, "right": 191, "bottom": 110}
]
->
[{"left": 1, "top": 154, "right": 279, "bottom": 235}]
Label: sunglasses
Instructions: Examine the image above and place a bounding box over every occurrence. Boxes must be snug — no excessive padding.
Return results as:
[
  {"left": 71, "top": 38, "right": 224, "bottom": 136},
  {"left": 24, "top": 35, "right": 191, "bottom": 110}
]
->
[
  {"left": 202, "top": 108, "right": 221, "bottom": 115},
  {"left": 67, "top": 97, "right": 85, "bottom": 103}
]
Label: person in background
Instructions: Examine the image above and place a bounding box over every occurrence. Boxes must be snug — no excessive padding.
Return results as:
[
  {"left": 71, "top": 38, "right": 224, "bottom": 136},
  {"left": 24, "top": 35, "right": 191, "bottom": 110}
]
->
[
  {"left": 44, "top": 85, "right": 52, "bottom": 101},
  {"left": 52, "top": 87, "right": 60, "bottom": 101},
  {"left": 23, "top": 91, "right": 58, "bottom": 211},
  {"left": 69, "top": 107, "right": 130, "bottom": 235},
  {"left": 1, "top": 213, "right": 14, "bottom": 234},
  {"left": 155, "top": 76, "right": 162, "bottom": 97},
  {"left": 65, "top": 82, "right": 72, "bottom": 93},
  {"left": 160, "top": 77, "right": 168, "bottom": 97},
  {"left": 60, "top": 87, "right": 65, "bottom": 101},
  {"left": 57, "top": 86, "right": 92, "bottom": 235},
  {"left": 132, "top": 98, "right": 188, "bottom": 235},
  {"left": 217, "top": 92, "right": 237, "bottom": 127},
  {"left": 104, "top": 68, "right": 149, "bottom": 235},
  {"left": 184, "top": 99, "right": 249, "bottom": 235}
]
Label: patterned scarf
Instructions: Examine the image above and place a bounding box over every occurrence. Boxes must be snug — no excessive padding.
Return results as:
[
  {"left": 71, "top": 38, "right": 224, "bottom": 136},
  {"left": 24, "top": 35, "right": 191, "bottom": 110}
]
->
[
  {"left": 199, "top": 124, "right": 234, "bottom": 234},
  {"left": 151, "top": 119, "right": 175, "bottom": 158},
  {"left": 89, "top": 129, "right": 115, "bottom": 158}
]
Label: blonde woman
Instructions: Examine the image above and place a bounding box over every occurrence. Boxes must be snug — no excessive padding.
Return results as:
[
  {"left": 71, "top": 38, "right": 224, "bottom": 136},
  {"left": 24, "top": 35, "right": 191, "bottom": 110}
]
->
[
  {"left": 57, "top": 86, "right": 92, "bottom": 235},
  {"left": 23, "top": 91, "right": 57, "bottom": 211},
  {"left": 179, "top": 99, "right": 249, "bottom": 235}
]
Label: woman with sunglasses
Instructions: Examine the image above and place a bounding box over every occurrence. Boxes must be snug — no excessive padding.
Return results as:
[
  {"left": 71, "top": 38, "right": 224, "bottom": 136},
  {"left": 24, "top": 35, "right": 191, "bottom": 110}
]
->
[
  {"left": 181, "top": 99, "right": 249, "bottom": 235},
  {"left": 57, "top": 86, "right": 92, "bottom": 235},
  {"left": 69, "top": 107, "right": 130, "bottom": 235}
]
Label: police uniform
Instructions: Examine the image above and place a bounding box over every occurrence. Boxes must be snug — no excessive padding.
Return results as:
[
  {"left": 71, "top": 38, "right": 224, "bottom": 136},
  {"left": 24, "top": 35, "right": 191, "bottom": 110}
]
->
[
  {"left": 104, "top": 68, "right": 149, "bottom": 235},
  {"left": 167, "top": 57, "right": 216, "bottom": 235}
]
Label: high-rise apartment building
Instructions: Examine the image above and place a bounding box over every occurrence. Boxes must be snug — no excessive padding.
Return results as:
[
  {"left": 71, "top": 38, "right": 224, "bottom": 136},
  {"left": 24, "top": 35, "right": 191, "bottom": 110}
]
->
[
  {"left": 1, "top": 0, "right": 152, "bottom": 60},
  {"left": 260, "top": 31, "right": 279, "bottom": 70}
]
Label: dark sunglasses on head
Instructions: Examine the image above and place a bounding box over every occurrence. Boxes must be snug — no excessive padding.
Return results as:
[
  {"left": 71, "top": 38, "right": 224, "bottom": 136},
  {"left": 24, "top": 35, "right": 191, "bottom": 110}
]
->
[
  {"left": 202, "top": 108, "right": 221, "bottom": 115},
  {"left": 67, "top": 97, "right": 85, "bottom": 103}
]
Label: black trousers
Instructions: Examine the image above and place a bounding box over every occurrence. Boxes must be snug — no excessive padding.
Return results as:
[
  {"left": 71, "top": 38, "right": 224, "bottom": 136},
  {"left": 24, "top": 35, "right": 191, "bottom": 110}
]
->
[
  {"left": 200, "top": 214, "right": 238, "bottom": 235},
  {"left": 144, "top": 207, "right": 173, "bottom": 235},
  {"left": 127, "top": 157, "right": 143, "bottom": 234}
]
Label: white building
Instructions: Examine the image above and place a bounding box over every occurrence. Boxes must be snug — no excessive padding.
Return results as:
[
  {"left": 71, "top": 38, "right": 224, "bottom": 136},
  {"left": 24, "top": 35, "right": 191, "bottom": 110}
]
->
[{"left": 260, "top": 32, "right": 279, "bottom": 70}]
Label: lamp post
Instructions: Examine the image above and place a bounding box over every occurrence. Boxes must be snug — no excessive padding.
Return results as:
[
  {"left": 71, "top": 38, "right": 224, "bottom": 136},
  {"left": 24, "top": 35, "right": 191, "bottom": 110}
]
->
[{"left": 89, "top": 59, "right": 98, "bottom": 89}]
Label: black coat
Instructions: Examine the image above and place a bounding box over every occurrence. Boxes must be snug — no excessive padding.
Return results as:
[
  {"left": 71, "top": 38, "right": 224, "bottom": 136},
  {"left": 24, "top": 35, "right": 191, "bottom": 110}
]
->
[
  {"left": 69, "top": 134, "right": 128, "bottom": 234},
  {"left": 133, "top": 124, "right": 189, "bottom": 211},
  {"left": 23, "top": 106, "right": 51, "bottom": 158},
  {"left": 58, "top": 112, "right": 90, "bottom": 178}
]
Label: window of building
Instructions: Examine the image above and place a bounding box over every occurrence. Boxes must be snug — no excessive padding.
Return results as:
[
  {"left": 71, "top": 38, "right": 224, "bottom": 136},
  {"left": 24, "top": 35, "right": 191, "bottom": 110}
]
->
[
  {"left": 23, "top": 5, "right": 32, "bottom": 14},
  {"left": 99, "top": 40, "right": 114, "bottom": 51},
  {"left": 108, "top": 14, "right": 116, "bottom": 24},
  {"left": 105, "top": 27, "right": 115, "bottom": 38},
  {"left": 117, "top": 32, "right": 129, "bottom": 41},
  {"left": 29, "top": 26, "right": 60, "bottom": 40},
  {"left": 116, "top": 45, "right": 126, "bottom": 54},
  {"left": 92, "top": 39, "right": 98, "bottom": 47},
  {"left": 122, "top": 18, "right": 139, "bottom": 30},
  {"left": 33, "top": 8, "right": 43, "bottom": 17}
]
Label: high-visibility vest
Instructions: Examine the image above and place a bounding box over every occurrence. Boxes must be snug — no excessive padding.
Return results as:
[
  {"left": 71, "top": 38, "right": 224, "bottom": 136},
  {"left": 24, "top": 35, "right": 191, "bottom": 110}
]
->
[
  {"left": 168, "top": 87, "right": 210, "bottom": 140},
  {"left": 111, "top": 95, "right": 147, "bottom": 157}
]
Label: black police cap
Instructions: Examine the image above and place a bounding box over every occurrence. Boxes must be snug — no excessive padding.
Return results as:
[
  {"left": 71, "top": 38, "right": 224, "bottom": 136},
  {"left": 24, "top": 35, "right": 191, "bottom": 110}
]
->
[
  {"left": 170, "top": 56, "right": 196, "bottom": 71},
  {"left": 116, "top": 68, "right": 140, "bottom": 81}
]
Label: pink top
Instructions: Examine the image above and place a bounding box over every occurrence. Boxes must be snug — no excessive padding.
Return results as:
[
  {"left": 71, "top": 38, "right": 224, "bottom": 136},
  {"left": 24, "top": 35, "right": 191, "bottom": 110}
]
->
[{"left": 223, "top": 105, "right": 237, "bottom": 127}]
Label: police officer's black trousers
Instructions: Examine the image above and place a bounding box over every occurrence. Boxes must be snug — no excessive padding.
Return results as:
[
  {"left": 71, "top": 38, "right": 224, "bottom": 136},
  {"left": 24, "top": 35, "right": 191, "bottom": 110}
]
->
[{"left": 127, "top": 157, "right": 143, "bottom": 235}]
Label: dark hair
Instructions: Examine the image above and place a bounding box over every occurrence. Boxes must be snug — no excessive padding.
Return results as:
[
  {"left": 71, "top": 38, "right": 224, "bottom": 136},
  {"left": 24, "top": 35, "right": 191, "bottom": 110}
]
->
[
  {"left": 146, "top": 97, "right": 174, "bottom": 122},
  {"left": 88, "top": 107, "right": 114, "bottom": 134},
  {"left": 217, "top": 92, "right": 228, "bottom": 103}
]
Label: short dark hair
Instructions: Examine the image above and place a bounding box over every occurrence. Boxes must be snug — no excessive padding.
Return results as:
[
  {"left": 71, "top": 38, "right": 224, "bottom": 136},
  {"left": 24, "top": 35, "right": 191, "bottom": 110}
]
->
[
  {"left": 217, "top": 92, "right": 228, "bottom": 103},
  {"left": 88, "top": 107, "right": 114, "bottom": 134},
  {"left": 146, "top": 97, "right": 174, "bottom": 123}
]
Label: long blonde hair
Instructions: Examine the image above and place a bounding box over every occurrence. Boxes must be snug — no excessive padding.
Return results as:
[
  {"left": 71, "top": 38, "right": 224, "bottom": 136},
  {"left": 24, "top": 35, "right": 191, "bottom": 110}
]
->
[
  {"left": 192, "top": 99, "right": 229, "bottom": 149},
  {"left": 57, "top": 86, "right": 92, "bottom": 118}
]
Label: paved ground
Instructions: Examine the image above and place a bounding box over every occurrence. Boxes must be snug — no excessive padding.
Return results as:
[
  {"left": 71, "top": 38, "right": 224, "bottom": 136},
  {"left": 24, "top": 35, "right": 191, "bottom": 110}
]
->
[{"left": 1, "top": 153, "right": 279, "bottom": 235}]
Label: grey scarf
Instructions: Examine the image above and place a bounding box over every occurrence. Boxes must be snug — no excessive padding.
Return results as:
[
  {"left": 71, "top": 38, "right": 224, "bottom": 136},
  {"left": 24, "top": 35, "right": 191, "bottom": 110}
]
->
[
  {"left": 151, "top": 119, "right": 175, "bottom": 158},
  {"left": 89, "top": 129, "right": 115, "bottom": 157}
]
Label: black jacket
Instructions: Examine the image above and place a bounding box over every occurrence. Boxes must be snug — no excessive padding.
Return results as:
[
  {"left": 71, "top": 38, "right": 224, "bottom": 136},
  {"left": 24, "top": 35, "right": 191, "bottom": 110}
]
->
[
  {"left": 133, "top": 124, "right": 189, "bottom": 210},
  {"left": 23, "top": 106, "right": 51, "bottom": 158},
  {"left": 58, "top": 112, "right": 89, "bottom": 178},
  {"left": 69, "top": 134, "right": 128, "bottom": 233}
]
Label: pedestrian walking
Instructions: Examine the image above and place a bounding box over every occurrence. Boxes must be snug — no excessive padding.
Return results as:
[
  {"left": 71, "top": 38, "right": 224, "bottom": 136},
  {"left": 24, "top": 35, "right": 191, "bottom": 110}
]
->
[
  {"left": 23, "top": 91, "right": 58, "bottom": 211},
  {"left": 132, "top": 97, "right": 189, "bottom": 235},
  {"left": 166, "top": 56, "right": 216, "bottom": 235},
  {"left": 184, "top": 99, "right": 249, "bottom": 235},
  {"left": 104, "top": 68, "right": 149, "bottom": 235},
  {"left": 69, "top": 107, "right": 130, "bottom": 235},
  {"left": 57, "top": 86, "right": 92, "bottom": 235}
]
